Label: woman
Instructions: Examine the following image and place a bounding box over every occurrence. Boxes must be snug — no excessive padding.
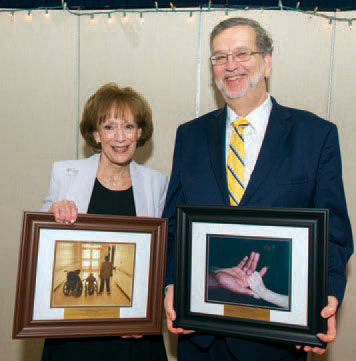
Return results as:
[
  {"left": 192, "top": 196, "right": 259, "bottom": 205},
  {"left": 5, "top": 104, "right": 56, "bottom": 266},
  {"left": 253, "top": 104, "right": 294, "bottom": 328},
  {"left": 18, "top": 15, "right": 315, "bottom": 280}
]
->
[{"left": 41, "top": 83, "right": 168, "bottom": 361}]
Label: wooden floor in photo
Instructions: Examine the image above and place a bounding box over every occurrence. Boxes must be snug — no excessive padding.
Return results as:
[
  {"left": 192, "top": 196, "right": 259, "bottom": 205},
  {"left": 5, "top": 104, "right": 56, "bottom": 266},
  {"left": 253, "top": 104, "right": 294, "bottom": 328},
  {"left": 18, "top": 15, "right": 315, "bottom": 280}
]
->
[{"left": 51, "top": 281, "right": 131, "bottom": 307}]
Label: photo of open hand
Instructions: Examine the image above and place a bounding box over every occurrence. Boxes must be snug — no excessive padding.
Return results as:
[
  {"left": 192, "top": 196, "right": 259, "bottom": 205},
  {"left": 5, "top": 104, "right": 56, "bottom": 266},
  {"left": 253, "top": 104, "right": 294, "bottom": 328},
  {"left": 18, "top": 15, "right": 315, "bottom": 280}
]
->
[
  {"left": 206, "top": 235, "right": 291, "bottom": 310},
  {"left": 210, "top": 252, "right": 268, "bottom": 297}
]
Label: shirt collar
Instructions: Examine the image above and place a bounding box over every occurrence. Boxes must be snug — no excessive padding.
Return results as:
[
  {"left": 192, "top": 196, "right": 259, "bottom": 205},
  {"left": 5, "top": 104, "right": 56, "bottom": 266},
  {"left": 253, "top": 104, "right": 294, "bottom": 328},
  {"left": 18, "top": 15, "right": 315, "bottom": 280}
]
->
[{"left": 226, "top": 95, "right": 272, "bottom": 132}]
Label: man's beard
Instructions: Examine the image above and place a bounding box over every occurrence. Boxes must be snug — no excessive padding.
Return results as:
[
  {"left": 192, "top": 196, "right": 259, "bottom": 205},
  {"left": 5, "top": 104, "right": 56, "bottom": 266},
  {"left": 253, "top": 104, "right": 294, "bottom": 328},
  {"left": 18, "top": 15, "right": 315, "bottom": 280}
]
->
[{"left": 215, "top": 62, "right": 265, "bottom": 100}]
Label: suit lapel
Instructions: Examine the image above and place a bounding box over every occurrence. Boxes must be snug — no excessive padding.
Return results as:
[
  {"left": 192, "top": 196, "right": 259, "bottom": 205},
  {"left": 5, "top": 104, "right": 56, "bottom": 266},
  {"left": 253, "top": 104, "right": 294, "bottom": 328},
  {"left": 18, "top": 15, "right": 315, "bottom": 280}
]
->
[
  {"left": 130, "top": 161, "right": 149, "bottom": 217},
  {"left": 66, "top": 154, "right": 99, "bottom": 213},
  {"left": 240, "top": 99, "right": 293, "bottom": 206},
  {"left": 206, "top": 107, "right": 230, "bottom": 205}
]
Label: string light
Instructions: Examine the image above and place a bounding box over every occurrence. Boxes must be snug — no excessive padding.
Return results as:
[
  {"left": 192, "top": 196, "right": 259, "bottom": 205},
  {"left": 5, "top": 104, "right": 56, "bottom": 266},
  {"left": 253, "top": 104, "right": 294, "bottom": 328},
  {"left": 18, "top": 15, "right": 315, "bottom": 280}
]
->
[
  {"left": 222, "top": 9, "right": 229, "bottom": 20},
  {"left": 187, "top": 11, "right": 194, "bottom": 23},
  {"left": 121, "top": 12, "right": 128, "bottom": 24},
  {"left": 25, "top": 9, "right": 32, "bottom": 21},
  {"left": 139, "top": 12, "right": 144, "bottom": 24},
  {"left": 1, "top": 4, "right": 355, "bottom": 28},
  {"left": 107, "top": 13, "right": 113, "bottom": 24},
  {"left": 328, "top": 18, "right": 333, "bottom": 30}
]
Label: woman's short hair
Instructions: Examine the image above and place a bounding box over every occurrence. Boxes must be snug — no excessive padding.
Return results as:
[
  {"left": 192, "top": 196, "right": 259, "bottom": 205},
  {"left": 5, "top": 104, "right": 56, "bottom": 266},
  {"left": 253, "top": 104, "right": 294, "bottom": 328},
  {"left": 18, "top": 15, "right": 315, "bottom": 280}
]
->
[{"left": 80, "top": 83, "right": 153, "bottom": 152}]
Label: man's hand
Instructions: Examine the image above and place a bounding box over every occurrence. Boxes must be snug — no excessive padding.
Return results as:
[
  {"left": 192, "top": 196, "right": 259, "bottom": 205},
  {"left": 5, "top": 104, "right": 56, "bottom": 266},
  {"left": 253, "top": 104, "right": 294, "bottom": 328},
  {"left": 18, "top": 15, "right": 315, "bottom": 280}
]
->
[
  {"left": 164, "top": 285, "right": 194, "bottom": 335},
  {"left": 213, "top": 252, "right": 268, "bottom": 297},
  {"left": 50, "top": 199, "right": 78, "bottom": 224},
  {"left": 296, "top": 295, "right": 338, "bottom": 354}
]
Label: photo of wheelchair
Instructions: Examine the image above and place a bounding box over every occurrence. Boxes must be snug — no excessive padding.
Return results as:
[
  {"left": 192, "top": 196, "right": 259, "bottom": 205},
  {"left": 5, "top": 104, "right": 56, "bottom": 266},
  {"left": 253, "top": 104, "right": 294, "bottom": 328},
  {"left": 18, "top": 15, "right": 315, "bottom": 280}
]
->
[
  {"left": 62, "top": 269, "right": 83, "bottom": 297},
  {"left": 84, "top": 273, "right": 98, "bottom": 296}
]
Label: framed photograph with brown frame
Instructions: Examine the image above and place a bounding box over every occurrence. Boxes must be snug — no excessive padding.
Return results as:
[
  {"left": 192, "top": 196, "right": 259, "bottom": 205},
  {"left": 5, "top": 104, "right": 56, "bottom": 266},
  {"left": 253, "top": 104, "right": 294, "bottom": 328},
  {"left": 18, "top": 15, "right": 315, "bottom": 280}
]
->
[
  {"left": 13, "top": 212, "right": 167, "bottom": 338},
  {"left": 173, "top": 205, "right": 328, "bottom": 348}
]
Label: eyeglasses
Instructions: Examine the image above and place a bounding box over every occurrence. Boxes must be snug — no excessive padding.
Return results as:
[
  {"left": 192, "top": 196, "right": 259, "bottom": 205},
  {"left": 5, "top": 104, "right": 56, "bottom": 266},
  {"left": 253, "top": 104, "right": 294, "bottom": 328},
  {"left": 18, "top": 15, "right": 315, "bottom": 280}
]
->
[{"left": 210, "top": 50, "right": 264, "bottom": 65}]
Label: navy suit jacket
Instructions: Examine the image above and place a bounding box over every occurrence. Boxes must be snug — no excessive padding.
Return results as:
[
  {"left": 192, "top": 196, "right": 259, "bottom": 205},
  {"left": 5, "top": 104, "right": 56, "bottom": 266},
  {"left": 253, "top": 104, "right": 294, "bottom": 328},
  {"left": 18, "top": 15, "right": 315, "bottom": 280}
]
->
[{"left": 163, "top": 98, "right": 353, "bottom": 361}]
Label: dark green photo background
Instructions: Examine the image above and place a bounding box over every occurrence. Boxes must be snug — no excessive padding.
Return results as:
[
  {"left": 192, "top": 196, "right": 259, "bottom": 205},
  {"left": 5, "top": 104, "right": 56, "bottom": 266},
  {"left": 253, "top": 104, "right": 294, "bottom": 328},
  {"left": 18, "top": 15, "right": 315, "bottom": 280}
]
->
[{"left": 207, "top": 235, "right": 291, "bottom": 309}]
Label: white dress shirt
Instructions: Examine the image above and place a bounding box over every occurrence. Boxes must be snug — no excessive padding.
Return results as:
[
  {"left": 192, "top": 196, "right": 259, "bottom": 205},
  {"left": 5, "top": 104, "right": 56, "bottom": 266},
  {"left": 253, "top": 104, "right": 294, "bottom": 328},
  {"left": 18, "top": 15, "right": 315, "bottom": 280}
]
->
[{"left": 225, "top": 96, "right": 272, "bottom": 189}]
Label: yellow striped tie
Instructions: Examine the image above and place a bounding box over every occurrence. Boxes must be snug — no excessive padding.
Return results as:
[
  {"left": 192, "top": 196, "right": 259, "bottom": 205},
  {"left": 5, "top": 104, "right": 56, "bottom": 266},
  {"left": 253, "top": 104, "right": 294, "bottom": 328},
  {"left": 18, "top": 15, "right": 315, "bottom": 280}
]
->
[{"left": 227, "top": 117, "right": 249, "bottom": 206}]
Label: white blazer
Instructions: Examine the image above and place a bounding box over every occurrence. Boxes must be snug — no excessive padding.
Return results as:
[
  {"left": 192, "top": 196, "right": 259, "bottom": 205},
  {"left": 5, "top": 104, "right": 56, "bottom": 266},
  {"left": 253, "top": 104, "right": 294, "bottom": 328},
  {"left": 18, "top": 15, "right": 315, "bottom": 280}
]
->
[{"left": 41, "top": 153, "right": 168, "bottom": 218}]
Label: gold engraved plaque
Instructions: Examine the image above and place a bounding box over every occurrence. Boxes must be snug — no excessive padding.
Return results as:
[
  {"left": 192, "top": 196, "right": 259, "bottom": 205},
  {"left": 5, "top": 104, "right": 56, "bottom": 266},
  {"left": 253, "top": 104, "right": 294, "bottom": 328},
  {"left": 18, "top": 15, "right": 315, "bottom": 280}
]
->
[
  {"left": 224, "top": 304, "right": 270, "bottom": 321},
  {"left": 64, "top": 307, "right": 120, "bottom": 319}
]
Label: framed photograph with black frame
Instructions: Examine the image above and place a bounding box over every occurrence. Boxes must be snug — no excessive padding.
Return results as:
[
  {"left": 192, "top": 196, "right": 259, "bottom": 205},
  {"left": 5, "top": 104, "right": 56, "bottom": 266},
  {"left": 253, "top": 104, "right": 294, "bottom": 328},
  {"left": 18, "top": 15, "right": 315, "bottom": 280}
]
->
[
  {"left": 173, "top": 205, "right": 328, "bottom": 348},
  {"left": 13, "top": 212, "right": 167, "bottom": 338}
]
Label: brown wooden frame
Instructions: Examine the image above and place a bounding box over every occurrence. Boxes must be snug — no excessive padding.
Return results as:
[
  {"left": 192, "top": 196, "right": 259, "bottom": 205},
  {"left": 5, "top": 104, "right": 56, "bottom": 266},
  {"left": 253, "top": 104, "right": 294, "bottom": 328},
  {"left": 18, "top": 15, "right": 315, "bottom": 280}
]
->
[{"left": 13, "top": 211, "right": 167, "bottom": 338}]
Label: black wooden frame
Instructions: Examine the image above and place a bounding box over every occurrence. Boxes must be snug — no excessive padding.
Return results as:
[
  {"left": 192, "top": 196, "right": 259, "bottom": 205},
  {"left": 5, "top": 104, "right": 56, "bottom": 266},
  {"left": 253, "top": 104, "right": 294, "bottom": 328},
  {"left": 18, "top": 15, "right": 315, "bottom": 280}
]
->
[{"left": 174, "top": 205, "right": 328, "bottom": 347}]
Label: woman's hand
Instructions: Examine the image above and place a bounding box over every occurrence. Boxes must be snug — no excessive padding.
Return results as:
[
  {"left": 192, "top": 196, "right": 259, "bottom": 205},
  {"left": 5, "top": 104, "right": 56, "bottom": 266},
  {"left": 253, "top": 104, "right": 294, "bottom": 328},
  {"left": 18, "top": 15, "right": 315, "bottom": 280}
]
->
[
  {"left": 164, "top": 285, "right": 194, "bottom": 335},
  {"left": 121, "top": 335, "right": 144, "bottom": 339},
  {"left": 50, "top": 200, "right": 78, "bottom": 224}
]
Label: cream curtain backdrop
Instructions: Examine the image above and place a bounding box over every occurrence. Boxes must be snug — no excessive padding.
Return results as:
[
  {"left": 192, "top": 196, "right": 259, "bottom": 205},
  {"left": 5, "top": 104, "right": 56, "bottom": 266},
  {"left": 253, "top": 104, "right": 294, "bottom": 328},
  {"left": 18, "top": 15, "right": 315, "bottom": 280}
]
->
[{"left": 0, "top": 9, "right": 355, "bottom": 361}]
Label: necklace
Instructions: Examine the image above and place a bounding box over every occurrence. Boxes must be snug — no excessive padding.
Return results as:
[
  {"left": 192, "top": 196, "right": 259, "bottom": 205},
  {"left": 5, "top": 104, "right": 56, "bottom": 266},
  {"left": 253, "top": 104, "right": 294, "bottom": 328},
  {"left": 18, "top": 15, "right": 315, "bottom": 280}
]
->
[
  {"left": 97, "top": 161, "right": 131, "bottom": 190},
  {"left": 98, "top": 174, "right": 131, "bottom": 189},
  {"left": 100, "top": 175, "right": 120, "bottom": 188}
]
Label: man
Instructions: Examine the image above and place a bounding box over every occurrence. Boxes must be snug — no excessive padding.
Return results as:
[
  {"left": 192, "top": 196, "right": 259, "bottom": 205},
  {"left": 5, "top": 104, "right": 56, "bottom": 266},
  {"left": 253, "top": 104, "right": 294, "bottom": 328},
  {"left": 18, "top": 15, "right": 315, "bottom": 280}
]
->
[
  {"left": 99, "top": 255, "right": 114, "bottom": 294},
  {"left": 163, "top": 17, "right": 353, "bottom": 361}
]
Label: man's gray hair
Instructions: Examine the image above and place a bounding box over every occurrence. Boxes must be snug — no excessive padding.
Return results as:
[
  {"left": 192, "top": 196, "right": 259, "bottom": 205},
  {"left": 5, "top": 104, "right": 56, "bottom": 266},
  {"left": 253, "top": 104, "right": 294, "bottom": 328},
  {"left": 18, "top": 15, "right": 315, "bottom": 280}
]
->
[{"left": 210, "top": 17, "right": 273, "bottom": 55}]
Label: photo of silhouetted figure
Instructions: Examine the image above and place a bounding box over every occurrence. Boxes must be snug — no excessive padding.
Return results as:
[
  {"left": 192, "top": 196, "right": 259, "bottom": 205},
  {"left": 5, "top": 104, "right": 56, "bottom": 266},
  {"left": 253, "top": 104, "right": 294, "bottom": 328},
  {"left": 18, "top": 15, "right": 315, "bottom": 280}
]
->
[
  {"left": 85, "top": 273, "right": 98, "bottom": 296},
  {"left": 63, "top": 269, "right": 82, "bottom": 297},
  {"left": 99, "top": 255, "right": 114, "bottom": 294}
]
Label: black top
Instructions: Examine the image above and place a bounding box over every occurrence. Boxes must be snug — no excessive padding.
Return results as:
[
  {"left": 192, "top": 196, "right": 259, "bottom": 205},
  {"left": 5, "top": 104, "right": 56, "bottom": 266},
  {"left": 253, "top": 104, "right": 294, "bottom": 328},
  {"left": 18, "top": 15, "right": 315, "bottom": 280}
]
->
[{"left": 87, "top": 178, "right": 136, "bottom": 216}]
